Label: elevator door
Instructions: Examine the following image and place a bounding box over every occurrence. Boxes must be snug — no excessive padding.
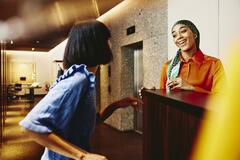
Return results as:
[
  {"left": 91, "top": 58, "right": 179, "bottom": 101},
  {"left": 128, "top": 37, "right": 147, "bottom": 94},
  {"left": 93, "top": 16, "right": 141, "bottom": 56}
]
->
[{"left": 134, "top": 49, "right": 143, "bottom": 133}]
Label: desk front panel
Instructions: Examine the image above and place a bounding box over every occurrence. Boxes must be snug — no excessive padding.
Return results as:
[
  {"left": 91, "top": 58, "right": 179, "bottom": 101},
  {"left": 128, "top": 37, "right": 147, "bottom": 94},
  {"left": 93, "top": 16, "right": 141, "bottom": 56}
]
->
[{"left": 143, "top": 90, "right": 208, "bottom": 160}]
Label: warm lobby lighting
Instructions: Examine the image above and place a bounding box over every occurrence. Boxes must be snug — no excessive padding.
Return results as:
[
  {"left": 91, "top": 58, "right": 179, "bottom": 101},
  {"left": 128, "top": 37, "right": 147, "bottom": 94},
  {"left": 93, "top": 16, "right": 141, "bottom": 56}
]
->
[
  {"left": 19, "top": 63, "right": 28, "bottom": 68},
  {"left": 98, "top": 1, "right": 129, "bottom": 21}
]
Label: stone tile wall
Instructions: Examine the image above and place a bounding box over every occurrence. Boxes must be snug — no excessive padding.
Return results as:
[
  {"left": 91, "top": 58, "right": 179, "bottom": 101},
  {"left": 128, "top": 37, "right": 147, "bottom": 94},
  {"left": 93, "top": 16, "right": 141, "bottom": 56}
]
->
[{"left": 98, "top": 0, "right": 168, "bottom": 130}]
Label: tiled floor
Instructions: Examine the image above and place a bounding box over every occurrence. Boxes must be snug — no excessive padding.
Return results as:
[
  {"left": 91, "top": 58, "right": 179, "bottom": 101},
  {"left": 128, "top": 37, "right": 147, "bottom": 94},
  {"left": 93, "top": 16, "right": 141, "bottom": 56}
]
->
[{"left": 0, "top": 97, "right": 142, "bottom": 160}]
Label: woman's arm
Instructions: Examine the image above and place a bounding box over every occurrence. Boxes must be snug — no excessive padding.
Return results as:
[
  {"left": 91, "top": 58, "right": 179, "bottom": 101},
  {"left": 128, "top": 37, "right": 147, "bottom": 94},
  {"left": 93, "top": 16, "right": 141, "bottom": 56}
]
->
[
  {"left": 167, "top": 77, "right": 211, "bottom": 93},
  {"left": 21, "top": 128, "right": 107, "bottom": 160},
  {"left": 160, "top": 62, "right": 169, "bottom": 89},
  {"left": 168, "top": 60, "right": 226, "bottom": 94},
  {"left": 97, "top": 97, "right": 143, "bottom": 123},
  {"left": 21, "top": 127, "right": 86, "bottom": 160},
  {"left": 211, "top": 60, "right": 226, "bottom": 94}
]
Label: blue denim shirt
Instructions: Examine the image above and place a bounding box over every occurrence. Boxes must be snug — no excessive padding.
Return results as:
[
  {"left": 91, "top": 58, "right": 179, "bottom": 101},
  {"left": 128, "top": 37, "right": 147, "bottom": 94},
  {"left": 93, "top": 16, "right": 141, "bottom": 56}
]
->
[{"left": 19, "top": 64, "right": 96, "bottom": 160}]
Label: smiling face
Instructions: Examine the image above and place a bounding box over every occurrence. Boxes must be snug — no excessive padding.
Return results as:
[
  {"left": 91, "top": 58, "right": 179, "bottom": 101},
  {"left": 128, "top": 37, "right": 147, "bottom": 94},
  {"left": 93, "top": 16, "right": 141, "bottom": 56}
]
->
[{"left": 171, "top": 24, "right": 197, "bottom": 53}]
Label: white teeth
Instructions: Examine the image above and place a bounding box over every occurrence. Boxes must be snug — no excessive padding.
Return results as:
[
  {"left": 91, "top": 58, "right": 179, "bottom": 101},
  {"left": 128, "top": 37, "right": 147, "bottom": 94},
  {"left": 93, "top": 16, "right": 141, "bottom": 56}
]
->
[{"left": 178, "top": 40, "right": 186, "bottom": 46}]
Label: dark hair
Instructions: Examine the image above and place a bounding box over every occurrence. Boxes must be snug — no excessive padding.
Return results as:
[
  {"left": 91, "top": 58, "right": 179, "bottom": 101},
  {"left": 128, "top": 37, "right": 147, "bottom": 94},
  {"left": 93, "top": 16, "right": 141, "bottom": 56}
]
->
[
  {"left": 172, "top": 20, "right": 200, "bottom": 49},
  {"left": 63, "top": 20, "right": 113, "bottom": 69}
]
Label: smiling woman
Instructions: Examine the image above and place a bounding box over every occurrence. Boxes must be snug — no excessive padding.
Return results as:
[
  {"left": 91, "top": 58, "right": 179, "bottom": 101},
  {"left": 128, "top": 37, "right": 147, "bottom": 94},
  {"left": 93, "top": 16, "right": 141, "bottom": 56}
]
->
[{"left": 160, "top": 20, "right": 226, "bottom": 94}]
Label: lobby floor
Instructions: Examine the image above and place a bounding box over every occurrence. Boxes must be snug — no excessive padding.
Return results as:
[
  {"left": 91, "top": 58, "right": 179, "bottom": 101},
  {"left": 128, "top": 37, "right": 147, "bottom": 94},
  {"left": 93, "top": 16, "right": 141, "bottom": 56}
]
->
[
  {"left": 91, "top": 123, "right": 142, "bottom": 160},
  {"left": 0, "top": 97, "right": 142, "bottom": 160},
  {"left": 0, "top": 99, "right": 44, "bottom": 160}
]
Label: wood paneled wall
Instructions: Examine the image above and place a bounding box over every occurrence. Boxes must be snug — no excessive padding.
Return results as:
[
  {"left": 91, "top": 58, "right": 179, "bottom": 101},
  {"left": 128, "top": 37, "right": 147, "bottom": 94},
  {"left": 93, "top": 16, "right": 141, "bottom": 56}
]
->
[{"left": 0, "top": 41, "right": 7, "bottom": 144}]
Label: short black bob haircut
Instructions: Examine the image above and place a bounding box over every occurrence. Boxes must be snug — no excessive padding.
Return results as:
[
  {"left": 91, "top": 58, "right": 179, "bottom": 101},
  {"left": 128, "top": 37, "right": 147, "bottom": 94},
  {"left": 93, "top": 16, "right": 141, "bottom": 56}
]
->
[{"left": 63, "top": 20, "right": 113, "bottom": 69}]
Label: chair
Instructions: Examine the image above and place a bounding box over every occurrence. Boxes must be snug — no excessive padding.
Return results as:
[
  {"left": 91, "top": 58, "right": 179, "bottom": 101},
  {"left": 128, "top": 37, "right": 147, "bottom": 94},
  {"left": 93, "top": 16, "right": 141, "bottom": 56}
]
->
[
  {"left": 14, "top": 83, "right": 22, "bottom": 99},
  {"left": 7, "top": 85, "right": 15, "bottom": 100},
  {"left": 14, "top": 83, "right": 22, "bottom": 91},
  {"left": 7, "top": 84, "right": 22, "bottom": 100}
]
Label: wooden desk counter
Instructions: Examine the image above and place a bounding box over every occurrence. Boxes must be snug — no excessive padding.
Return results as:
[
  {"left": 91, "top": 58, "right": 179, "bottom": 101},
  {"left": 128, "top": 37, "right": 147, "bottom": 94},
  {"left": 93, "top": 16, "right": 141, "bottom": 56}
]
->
[{"left": 142, "top": 89, "right": 210, "bottom": 160}]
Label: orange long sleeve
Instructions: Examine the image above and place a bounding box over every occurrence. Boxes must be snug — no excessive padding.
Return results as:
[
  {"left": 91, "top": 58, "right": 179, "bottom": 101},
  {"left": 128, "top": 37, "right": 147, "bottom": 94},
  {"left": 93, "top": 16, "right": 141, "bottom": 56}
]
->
[{"left": 159, "top": 50, "right": 226, "bottom": 94}]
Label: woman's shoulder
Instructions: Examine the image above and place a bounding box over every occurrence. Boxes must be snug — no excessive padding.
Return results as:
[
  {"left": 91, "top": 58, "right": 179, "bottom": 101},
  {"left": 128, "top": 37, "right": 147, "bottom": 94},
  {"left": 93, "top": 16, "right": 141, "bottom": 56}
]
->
[
  {"left": 69, "top": 71, "right": 88, "bottom": 85},
  {"left": 162, "top": 60, "right": 172, "bottom": 68},
  {"left": 66, "top": 65, "right": 94, "bottom": 87},
  {"left": 160, "top": 60, "right": 172, "bottom": 72},
  {"left": 203, "top": 54, "right": 223, "bottom": 65},
  {"left": 52, "top": 73, "right": 87, "bottom": 93},
  {"left": 163, "top": 59, "right": 172, "bottom": 65},
  {"left": 53, "top": 64, "right": 94, "bottom": 90}
]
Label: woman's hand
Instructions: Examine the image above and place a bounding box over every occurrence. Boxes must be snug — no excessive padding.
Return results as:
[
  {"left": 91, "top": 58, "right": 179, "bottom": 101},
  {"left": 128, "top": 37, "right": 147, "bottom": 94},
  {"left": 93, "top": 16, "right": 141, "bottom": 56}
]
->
[
  {"left": 97, "top": 96, "right": 143, "bottom": 123},
  {"left": 113, "top": 96, "right": 143, "bottom": 112},
  {"left": 115, "top": 96, "right": 143, "bottom": 107},
  {"left": 82, "top": 153, "right": 107, "bottom": 160},
  {"left": 167, "top": 77, "right": 194, "bottom": 91}
]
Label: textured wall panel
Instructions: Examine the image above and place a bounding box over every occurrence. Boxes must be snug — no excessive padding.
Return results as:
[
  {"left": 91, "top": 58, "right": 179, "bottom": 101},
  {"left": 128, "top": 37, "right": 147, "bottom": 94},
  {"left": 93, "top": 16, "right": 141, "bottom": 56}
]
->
[{"left": 99, "top": 0, "right": 168, "bottom": 130}]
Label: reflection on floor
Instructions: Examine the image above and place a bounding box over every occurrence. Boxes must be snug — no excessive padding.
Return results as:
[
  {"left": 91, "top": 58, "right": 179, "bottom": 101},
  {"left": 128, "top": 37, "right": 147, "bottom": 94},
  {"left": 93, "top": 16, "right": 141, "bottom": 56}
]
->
[
  {"left": 0, "top": 98, "right": 44, "bottom": 160},
  {"left": 1, "top": 97, "right": 142, "bottom": 160}
]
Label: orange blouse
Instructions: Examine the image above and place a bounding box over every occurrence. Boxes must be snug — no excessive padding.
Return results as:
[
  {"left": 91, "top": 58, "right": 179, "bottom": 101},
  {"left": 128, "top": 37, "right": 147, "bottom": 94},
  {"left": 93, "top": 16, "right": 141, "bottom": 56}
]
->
[{"left": 160, "top": 50, "right": 226, "bottom": 94}]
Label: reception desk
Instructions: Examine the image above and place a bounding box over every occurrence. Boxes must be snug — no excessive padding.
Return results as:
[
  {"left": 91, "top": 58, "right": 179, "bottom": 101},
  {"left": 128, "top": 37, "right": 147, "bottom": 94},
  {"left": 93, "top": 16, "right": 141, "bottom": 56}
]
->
[{"left": 142, "top": 89, "right": 210, "bottom": 160}]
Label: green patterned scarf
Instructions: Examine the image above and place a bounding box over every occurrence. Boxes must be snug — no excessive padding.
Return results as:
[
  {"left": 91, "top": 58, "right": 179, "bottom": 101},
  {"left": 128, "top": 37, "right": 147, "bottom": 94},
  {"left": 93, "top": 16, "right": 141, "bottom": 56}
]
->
[{"left": 167, "top": 50, "right": 181, "bottom": 80}]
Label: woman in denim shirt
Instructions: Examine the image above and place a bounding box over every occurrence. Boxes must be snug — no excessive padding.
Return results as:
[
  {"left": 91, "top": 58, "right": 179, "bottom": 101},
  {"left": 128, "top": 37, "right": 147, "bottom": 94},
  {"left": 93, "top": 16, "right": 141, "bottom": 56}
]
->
[{"left": 20, "top": 20, "right": 113, "bottom": 160}]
